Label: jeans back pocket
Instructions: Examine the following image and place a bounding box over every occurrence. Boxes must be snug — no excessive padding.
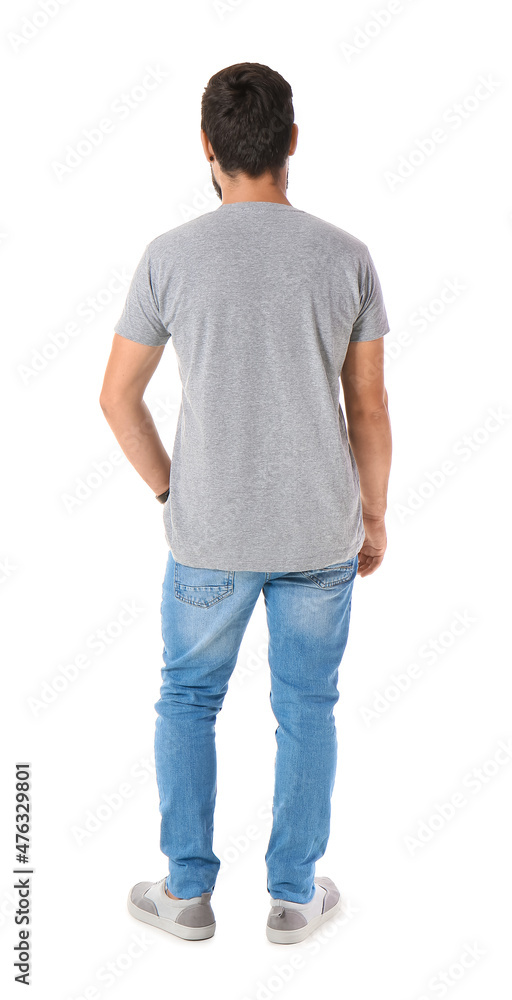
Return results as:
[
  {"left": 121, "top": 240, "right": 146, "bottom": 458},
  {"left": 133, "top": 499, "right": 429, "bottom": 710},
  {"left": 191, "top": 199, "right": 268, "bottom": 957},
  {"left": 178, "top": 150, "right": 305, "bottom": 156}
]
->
[
  {"left": 300, "top": 556, "right": 357, "bottom": 588},
  {"left": 174, "top": 562, "right": 234, "bottom": 608}
]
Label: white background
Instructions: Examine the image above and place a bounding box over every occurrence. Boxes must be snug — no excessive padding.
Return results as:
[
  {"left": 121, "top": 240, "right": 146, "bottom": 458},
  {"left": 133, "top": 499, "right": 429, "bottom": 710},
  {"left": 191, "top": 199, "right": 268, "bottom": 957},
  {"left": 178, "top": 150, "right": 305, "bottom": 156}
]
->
[{"left": 1, "top": 0, "right": 511, "bottom": 997}]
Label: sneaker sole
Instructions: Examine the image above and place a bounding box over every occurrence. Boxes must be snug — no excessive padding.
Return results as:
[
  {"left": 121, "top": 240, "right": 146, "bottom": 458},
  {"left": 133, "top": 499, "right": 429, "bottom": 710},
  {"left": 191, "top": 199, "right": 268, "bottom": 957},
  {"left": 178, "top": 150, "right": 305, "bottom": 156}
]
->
[
  {"left": 127, "top": 893, "right": 216, "bottom": 940},
  {"left": 266, "top": 896, "right": 341, "bottom": 945}
]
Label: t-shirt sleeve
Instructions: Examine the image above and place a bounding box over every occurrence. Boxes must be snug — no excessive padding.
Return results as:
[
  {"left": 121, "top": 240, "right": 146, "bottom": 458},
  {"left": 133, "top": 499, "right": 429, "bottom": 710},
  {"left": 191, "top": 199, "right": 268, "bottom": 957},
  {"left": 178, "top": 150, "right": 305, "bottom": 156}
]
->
[
  {"left": 350, "top": 247, "right": 390, "bottom": 342},
  {"left": 114, "top": 245, "right": 171, "bottom": 346}
]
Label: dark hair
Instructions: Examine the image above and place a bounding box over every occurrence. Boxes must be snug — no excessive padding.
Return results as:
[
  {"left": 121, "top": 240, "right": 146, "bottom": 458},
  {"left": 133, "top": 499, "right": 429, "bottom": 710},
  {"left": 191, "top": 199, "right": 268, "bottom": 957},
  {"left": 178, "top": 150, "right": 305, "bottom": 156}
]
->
[{"left": 201, "top": 62, "right": 294, "bottom": 183}]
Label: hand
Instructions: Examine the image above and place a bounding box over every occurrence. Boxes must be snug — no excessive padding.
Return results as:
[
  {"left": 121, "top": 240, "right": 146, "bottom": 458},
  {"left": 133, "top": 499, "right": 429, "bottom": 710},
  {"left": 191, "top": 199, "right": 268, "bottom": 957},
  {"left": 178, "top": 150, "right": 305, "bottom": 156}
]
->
[{"left": 357, "top": 513, "right": 387, "bottom": 577}]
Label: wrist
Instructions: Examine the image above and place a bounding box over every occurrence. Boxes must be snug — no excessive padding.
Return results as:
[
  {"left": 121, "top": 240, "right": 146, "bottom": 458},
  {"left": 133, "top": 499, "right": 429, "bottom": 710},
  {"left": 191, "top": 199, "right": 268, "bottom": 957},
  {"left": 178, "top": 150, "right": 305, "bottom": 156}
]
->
[{"left": 362, "top": 509, "right": 386, "bottom": 521}]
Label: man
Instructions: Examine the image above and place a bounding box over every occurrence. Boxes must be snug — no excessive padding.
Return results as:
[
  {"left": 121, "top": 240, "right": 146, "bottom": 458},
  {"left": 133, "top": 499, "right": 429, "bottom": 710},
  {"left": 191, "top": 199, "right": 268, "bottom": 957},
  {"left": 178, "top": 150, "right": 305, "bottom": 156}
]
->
[{"left": 100, "top": 61, "right": 392, "bottom": 945}]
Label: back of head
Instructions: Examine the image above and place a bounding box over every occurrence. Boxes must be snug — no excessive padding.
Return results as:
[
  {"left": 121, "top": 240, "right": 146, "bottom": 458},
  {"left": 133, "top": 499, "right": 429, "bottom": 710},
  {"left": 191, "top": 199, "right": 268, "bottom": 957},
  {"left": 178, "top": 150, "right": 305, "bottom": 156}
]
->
[{"left": 200, "top": 62, "right": 294, "bottom": 184}]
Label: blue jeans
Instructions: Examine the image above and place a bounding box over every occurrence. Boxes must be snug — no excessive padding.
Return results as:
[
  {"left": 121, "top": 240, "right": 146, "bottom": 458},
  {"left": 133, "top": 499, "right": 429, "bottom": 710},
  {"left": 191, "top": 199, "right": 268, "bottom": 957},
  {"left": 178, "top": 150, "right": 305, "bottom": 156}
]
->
[{"left": 154, "top": 549, "right": 358, "bottom": 904}]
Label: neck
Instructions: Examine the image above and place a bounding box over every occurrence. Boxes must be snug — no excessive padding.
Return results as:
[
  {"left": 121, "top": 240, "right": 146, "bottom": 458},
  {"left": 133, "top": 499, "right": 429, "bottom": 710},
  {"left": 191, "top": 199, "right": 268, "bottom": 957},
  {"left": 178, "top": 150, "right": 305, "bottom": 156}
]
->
[{"left": 220, "top": 181, "right": 291, "bottom": 206}]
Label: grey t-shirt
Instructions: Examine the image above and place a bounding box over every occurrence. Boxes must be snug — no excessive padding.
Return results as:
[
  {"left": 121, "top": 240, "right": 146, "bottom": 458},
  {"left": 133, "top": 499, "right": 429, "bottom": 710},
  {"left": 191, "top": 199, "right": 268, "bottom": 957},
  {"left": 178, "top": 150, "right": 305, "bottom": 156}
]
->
[{"left": 114, "top": 201, "right": 390, "bottom": 571}]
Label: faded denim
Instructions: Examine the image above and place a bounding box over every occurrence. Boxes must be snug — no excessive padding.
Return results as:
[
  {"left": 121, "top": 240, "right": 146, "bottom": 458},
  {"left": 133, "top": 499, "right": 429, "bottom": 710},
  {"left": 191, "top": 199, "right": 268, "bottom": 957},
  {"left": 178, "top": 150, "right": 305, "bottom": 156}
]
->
[{"left": 154, "top": 548, "right": 358, "bottom": 904}]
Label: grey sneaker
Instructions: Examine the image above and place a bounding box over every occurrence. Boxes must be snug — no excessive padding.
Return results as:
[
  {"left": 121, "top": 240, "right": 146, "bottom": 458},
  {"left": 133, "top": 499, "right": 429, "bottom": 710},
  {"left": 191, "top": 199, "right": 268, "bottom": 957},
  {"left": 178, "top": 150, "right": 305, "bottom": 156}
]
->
[
  {"left": 127, "top": 877, "right": 216, "bottom": 941},
  {"left": 266, "top": 876, "right": 341, "bottom": 944}
]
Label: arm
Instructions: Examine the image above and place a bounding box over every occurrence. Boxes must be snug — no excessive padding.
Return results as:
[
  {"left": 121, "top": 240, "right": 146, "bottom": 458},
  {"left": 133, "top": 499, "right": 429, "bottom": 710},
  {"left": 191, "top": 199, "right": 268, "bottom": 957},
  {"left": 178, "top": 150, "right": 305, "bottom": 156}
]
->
[
  {"left": 99, "top": 333, "right": 171, "bottom": 497},
  {"left": 340, "top": 336, "right": 392, "bottom": 576}
]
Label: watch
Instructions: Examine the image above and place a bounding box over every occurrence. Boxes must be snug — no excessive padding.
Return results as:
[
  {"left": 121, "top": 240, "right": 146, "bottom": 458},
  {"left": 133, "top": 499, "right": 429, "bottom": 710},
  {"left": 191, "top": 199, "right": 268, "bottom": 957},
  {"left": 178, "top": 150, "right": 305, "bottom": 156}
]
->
[{"left": 156, "top": 488, "right": 170, "bottom": 504}]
